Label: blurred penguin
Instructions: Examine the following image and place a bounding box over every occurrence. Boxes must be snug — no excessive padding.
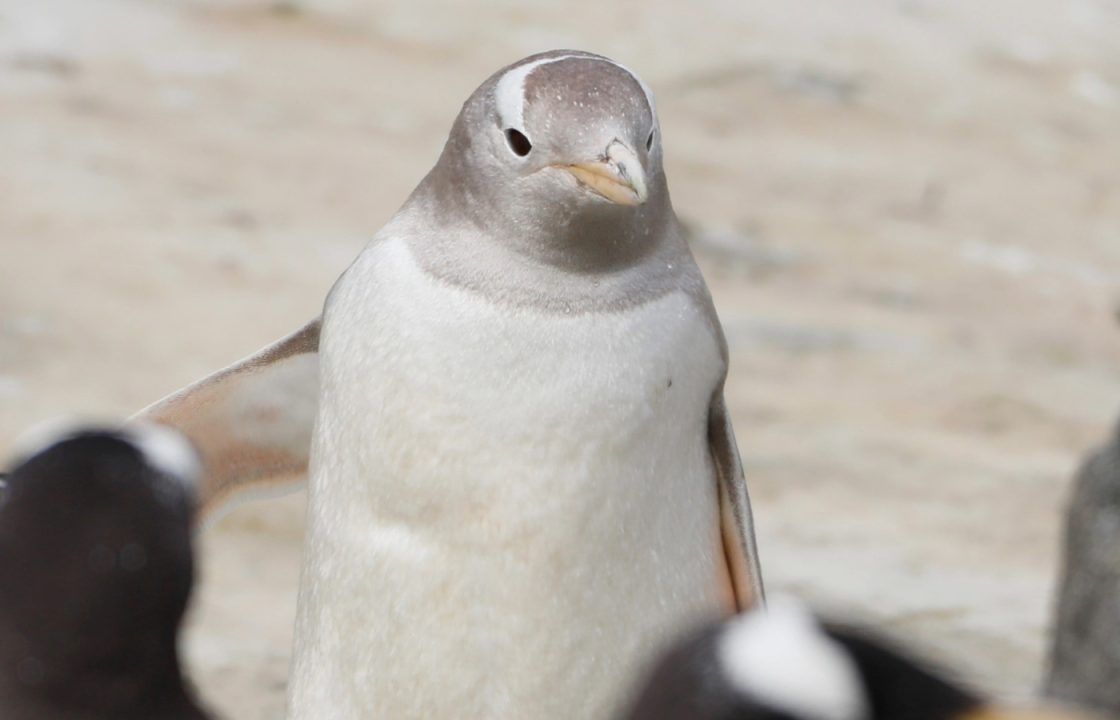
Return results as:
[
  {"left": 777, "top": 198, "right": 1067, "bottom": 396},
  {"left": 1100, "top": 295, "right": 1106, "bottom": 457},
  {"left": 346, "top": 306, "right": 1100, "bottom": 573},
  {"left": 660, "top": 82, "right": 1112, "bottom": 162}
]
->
[
  {"left": 1047, "top": 416, "right": 1120, "bottom": 715},
  {"left": 622, "top": 603, "right": 1085, "bottom": 720},
  {"left": 0, "top": 424, "right": 213, "bottom": 720}
]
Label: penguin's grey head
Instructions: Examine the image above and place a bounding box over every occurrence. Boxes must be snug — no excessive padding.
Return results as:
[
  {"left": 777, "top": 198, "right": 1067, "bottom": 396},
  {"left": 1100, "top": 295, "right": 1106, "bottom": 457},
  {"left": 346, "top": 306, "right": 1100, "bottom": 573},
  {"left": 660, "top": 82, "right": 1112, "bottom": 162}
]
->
[
  {"left": 0, "top": 423, "right": 207, "bottom": 717},
  {"left": 418, "top": 50, "right": 670, "bottom": 266},
  {"left": 485, "top": 50, "right": 657, "bottom": 208},
  {"left": 622, "top": 603, "right": 1090, "bottom": 720}
]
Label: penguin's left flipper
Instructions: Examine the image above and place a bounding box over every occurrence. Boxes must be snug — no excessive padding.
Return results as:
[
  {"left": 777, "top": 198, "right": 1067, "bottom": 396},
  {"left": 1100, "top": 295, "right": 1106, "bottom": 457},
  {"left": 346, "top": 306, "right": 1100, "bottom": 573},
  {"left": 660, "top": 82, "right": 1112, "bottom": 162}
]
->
[
  {"left": 130, "top": 318, "right": 320, "bottom": 525},
  {"left": 710, "top": 394, "right": 765, "bottom": 610}
]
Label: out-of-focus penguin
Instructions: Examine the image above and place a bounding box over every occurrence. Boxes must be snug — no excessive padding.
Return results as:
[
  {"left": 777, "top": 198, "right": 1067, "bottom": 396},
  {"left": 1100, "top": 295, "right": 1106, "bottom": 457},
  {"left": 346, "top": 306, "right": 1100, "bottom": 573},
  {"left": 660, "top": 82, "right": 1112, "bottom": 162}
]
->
[
  {"left": 0, "top": 424, "right": 213, "bottom": 720},
  {"left": 1048, "top": 415, "right": 1120, "bottom": 715},
  {"left": 622, "top": 604, "right": 1088, "bottom": 720}
]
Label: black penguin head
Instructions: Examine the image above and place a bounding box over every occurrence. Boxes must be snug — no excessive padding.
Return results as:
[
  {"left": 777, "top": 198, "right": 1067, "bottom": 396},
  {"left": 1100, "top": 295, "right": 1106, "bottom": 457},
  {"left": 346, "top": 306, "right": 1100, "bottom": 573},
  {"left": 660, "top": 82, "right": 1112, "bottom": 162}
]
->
[
  {"left": 0, "top": 423, "right": 207, "bottom": 718},
  {"left": 622, "top": 603, "right": 877, "bottom": 720},
  {"left": 622, "top": 602, "right": 1087, "bottom": 720}
]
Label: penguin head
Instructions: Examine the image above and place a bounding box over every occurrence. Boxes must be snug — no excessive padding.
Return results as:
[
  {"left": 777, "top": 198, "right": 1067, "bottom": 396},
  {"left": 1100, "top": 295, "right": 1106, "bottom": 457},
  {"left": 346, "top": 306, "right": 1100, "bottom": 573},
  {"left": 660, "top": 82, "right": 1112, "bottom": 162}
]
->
[
  {"left": 622, "top": 603, "right": 1089, "bottom": 720},
  {"left": 421, "top": 50, "right": 670, "bottom": 266},
  {"left": 0, "top": 423, "right": 203, "bottom": 716},
  {"left": 483, "top": 50, "right": 659, "bottom": 206}
]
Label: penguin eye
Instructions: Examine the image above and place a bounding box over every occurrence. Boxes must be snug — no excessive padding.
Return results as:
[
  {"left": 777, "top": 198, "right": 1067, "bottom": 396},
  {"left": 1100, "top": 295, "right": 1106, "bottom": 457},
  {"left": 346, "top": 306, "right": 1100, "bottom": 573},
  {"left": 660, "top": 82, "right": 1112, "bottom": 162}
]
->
[
  {"left": 504, "top": 128, "right": 533, "bottom": 157},
  {"left": 646, "top": 129, "right": 655, "bottom": 152}
]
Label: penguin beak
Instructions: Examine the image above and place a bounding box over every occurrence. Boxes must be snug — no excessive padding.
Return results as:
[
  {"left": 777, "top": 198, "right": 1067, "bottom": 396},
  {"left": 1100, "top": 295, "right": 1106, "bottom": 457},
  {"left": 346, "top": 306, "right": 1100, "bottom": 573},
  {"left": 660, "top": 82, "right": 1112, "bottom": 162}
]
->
[{"left": 561, "top": 140, "right": 649, "bottom": 206}]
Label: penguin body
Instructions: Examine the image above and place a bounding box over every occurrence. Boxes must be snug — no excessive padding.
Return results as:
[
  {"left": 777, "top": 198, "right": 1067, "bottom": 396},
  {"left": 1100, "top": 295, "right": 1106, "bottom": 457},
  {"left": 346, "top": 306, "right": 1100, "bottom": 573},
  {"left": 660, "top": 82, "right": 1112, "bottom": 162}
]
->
[{"left": 289, "top": 228, "right": 730, "bottom": 718}]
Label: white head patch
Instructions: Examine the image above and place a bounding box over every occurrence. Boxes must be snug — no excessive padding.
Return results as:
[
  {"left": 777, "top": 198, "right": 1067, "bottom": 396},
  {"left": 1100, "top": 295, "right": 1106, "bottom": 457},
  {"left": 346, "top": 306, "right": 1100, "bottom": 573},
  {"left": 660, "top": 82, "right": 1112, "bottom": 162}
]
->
[
  {"left": 9, "top": 417, "right": 91, "bottom": 468},
  {"left": 123, "top": 422, "right": 201, "bottom": 488},
  {"left": 718, "top": 602, "right": 869, "bottom": 720},
  {"left": 9, "top": 419, "right": 200, "bottom": 490},
  {"left": 493, "top": 53, "right": 657, "bottom": 131}
]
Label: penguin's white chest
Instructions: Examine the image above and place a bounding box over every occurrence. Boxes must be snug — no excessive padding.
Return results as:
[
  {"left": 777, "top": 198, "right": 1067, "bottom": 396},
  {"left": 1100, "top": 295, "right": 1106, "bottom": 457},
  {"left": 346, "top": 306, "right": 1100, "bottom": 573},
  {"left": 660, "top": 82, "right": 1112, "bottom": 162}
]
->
[{"left": 290, "top": 238, "right": 728, "bottom": 720}]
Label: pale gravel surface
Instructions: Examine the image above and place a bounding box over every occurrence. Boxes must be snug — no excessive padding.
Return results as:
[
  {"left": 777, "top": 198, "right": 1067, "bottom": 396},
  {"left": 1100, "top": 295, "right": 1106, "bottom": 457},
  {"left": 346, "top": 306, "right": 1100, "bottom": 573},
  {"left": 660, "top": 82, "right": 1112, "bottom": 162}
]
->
[{"left": 1, "top": 1, "right": 1119, "bottom": 717}]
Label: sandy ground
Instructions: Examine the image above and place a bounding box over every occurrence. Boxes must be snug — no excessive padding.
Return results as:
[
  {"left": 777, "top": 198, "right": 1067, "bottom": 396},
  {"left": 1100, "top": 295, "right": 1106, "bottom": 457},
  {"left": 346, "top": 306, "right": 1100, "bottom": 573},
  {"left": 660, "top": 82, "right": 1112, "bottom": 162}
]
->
[{"left": 2, "top": 0, "right": 1119, "bottom": 717}]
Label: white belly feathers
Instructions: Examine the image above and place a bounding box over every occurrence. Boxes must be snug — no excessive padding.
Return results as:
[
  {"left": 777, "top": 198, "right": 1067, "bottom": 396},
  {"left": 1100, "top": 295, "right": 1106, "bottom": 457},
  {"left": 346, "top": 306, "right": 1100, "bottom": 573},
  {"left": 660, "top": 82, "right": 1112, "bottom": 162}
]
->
[{"left": 288, "top": 235, "right": 727, "bottom": 720}]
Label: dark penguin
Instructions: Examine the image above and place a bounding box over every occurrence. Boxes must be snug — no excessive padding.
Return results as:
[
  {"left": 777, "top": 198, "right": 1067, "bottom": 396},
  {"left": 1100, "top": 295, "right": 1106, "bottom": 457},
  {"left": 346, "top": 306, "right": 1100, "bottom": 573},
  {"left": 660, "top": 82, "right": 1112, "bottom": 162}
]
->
[
  {"left": 1047, "top": 415, "right": 1120, "bottom": 715},
  {"left": 621, "top": 603, "right": 1083, "bottom": 720},
  {"left": 0, "top": 424, "right": 213, "bottom": 720}
]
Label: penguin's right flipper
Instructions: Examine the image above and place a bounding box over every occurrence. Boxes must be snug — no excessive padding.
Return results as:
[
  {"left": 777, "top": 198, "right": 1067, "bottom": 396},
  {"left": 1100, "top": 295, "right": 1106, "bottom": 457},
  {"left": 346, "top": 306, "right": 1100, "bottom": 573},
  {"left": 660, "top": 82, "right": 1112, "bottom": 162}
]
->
[
  {"left": 709, "top": 394, "right": 765, "bottom": 611},
  {"left": 131, "top": 318, "right": 320, "bottom": 525}
]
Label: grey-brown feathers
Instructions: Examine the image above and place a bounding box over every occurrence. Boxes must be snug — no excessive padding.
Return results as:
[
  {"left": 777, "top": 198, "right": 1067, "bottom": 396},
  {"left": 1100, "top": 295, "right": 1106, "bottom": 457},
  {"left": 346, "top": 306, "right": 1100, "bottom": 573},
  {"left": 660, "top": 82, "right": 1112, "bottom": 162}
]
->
[{"left": 400, "top": 51, "right": 711, "bottom": 317}]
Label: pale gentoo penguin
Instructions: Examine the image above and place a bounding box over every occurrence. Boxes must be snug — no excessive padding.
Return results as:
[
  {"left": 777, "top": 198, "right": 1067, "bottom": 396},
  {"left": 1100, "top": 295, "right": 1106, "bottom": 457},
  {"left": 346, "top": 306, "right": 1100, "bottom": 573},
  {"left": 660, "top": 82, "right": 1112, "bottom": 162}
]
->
[
  {"left": 1047, "top": 414, "right": 1120, "bottom": 715},
  {"left": 136, "top": 49, "right": 764, "bottom": 718},
  {"left": 0, "top": 424, "right": 212, "bottom": 720},
  {"left": 622, "top": 604, "right": 1086, "bottom": 720}
]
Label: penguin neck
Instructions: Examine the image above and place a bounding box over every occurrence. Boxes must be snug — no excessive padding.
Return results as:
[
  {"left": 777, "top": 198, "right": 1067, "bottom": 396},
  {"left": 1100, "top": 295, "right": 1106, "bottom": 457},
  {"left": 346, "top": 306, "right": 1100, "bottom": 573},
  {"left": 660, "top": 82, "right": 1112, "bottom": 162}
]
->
[
  {"left": 413, "top": 169, "right": 672, "bottom": 275},
  {"left": 395, "top": 194, "right": 697, "bottom": 315},
  {"left": 504, "top": 202, "right": 667, "bottom": 273}
]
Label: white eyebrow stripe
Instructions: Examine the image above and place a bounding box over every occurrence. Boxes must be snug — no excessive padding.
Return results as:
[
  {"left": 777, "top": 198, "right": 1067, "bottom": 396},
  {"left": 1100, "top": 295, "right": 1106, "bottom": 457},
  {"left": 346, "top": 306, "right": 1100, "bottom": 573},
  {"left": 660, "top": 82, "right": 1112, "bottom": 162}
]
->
[
  {"left": 493, "top": 54, "right": 657, "bottom": 131},
  {"left": 495, "top": 54, "right": 581, "bottom": 130}
]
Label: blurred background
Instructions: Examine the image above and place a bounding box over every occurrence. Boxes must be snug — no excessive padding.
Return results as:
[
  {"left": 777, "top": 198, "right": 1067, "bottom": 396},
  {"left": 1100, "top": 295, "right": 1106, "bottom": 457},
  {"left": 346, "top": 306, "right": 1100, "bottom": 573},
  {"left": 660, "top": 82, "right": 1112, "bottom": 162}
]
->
[{"left": 1, "top": 0, "right": 1119, "bottom": 717}]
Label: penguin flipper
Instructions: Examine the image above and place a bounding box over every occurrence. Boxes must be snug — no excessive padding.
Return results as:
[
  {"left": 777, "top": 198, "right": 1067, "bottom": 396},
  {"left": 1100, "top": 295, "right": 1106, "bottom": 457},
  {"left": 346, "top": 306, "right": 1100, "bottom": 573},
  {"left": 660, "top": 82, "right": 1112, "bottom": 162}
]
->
[
  {"left": 709, "top": 393, "right": 765, "bottom": 610},
  {"left": 130, "top": 318, "right": 321, "bottom": 525}
]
